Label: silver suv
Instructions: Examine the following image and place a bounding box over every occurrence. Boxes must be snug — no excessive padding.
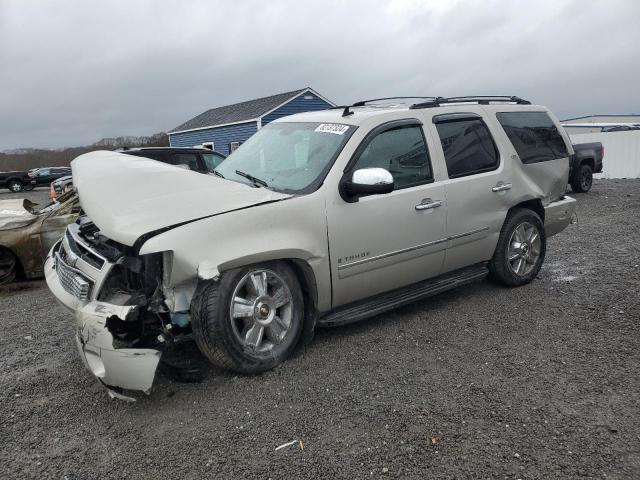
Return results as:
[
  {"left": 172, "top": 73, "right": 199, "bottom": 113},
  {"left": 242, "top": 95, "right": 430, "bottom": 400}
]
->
[{"left": 46, "top": 95, "right": 576, "bottom": 398}]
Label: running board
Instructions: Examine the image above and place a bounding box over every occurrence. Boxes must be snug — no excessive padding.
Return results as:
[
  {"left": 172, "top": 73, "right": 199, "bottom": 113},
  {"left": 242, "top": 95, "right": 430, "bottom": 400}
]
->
[{"left": 319, "top": 264, "right": 489, "bottom": 327}]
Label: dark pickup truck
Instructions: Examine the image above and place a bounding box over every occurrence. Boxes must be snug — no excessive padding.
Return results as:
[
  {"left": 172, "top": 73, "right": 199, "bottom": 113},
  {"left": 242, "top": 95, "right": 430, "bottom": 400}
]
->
[
  {"left": 0, "top": 167, "right": 72, "bottom": 193},
  {"left": 570, "top": 142, "right": 604, "bottom": 193},
  {"left": 0, "top": 170, "right": 31, "bottom": 193}
]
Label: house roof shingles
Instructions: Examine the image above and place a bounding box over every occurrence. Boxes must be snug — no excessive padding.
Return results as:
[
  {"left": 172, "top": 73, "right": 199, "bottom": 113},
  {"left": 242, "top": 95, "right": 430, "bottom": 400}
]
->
[{"left": 170, "top": 88, "right": 308, "bottom": 133}]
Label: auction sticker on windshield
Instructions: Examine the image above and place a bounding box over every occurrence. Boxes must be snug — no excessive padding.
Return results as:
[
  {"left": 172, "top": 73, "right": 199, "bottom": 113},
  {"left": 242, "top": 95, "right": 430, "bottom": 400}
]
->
[{"left": 315, "top": 124, "right": 350, "bottom": 135}]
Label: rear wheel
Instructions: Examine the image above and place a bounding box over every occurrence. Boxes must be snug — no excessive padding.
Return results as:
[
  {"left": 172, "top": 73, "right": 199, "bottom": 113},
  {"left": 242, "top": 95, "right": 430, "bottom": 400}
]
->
[
  {"left": 8, "top": 180, "right": 23, "bottom": 193},
  {"left": 571, "top": 163, "right": 593, "bottom": 193},
  {"left": 489, "top": 209, "right": 546, "bottom": 287},
  {"left": 0, "top": 249, "right": 17, "bottom": 285},
  {"left": 191, "top": 262, "right": 304, "bottom": 373}
]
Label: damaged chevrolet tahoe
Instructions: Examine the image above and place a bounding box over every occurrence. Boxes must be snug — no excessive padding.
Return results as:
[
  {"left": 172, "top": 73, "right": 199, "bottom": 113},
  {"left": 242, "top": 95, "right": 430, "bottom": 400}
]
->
[{"left": 45, "top": 95, "right": 577, "bottom": 398}]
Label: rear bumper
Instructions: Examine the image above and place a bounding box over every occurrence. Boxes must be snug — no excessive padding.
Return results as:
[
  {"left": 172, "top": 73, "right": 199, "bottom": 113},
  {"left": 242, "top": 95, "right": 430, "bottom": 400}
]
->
[
  {"left": 45, "top": 249, "right": 161, "bottom": 396},
  {"left": 595, "top": 158, "right": 603, "bottom": 173},
  {"left": 544, "top": 195, "right": 576, "bottom": 237}
]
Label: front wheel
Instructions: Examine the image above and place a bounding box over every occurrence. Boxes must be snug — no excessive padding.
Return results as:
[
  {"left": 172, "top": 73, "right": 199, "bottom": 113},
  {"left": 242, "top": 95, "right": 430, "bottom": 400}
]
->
[
  {"left": 489, "top": 209, "right": 546, "bottom": 287},
  {"left": 8, "top": 180, "right": 23, "bottom": 193},
  {"left": 571, "top": 164, "right": 593, "bottom": 193},
  {"left": 191, "top": 262, "right": 304, "bottom": 373}
]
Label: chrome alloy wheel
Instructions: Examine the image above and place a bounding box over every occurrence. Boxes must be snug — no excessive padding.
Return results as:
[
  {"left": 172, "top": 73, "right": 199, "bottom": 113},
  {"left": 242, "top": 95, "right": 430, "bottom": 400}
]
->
[
  {"left": 229, "top": 269, "right": 293, "bottom": 352},
  {"left": 507, "top": 221, "right": 542, "bottom": 276}
]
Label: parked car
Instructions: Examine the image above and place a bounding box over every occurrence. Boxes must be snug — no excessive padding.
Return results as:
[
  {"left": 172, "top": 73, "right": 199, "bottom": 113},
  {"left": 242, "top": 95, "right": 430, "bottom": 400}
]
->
[
  {"left": 0, "top": 191, "right": 80, "bottom": 284},
  {"left": 50, "top": 175, "right": 74, "bottom": 201},
  {"left": 601, "top": 125, "right": 640, "bottom": 132},
  {"left": 45, "top": 148, "right": 227, "bottom": 201},
  {"left": 122, "top": 147, "right": 227, "bottom": 173},
  {"left": 46, "top": 95, "right": 576, "bottom": 398},
  {"left": 569, "top": 142, "right": 604, "bottom": 193},
  {"left": 0, "top": 170, "right": 31, "bottom": 193},
  {"left": 27, "top": 166, "right": 72, "bottom": 190}
]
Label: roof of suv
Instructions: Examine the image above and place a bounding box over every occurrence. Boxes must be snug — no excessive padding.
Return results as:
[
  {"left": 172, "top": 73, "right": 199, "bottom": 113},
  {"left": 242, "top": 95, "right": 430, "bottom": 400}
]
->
[{"left": 274, "top": 96, "right": 546, "bottom": 127}]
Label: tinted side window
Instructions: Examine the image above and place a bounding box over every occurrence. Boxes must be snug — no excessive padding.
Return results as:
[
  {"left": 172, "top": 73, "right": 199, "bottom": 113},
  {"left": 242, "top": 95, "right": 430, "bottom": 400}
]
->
[
  {"left": 496, "top": 111, "right": 568, "bottom": 164},
  {"left": 352, "top": 125, "right": 432, "bottom": 189},
  {"left": 125, "top": 151, "right": 163, "bottom": 162},
  {"left": 435, "top": 119, "right": 499, "bottom": 178},
  {"left": 202, "top": 153, "right": 225, "bottom": 172},
  {"left": 168, "top": 153, "right": 199, "bottom": 171}
]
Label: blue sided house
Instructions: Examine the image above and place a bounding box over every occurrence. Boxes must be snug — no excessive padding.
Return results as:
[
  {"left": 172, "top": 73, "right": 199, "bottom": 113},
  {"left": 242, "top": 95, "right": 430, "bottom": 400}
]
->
[{"left": 168, "top": 88, "right": 335, "bottom": 155}]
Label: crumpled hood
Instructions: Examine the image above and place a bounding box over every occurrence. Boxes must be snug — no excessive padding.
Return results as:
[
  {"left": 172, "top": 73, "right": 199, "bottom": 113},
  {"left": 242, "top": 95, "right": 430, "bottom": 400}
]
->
[
  {"left": 0, "top": 199, "right": 39, "bottom": 230},
  {"left": 71, "top": 150, "right": 291, "bottom": 246}
]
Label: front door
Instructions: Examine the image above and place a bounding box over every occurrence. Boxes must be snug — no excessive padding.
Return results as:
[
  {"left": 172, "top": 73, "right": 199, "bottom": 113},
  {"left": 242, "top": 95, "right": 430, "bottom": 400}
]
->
[{"left": 326, "top": 121, "right": 447, "bottom": 307}]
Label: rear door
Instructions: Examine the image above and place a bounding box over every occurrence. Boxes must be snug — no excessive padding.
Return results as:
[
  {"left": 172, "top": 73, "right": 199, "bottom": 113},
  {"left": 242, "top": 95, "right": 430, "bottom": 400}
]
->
[
  {"left": 428, "top": 112, "right": 514, "bottom": 272},
  {"left": 35, "top": 168, "right": 53, "bottom": 185}
]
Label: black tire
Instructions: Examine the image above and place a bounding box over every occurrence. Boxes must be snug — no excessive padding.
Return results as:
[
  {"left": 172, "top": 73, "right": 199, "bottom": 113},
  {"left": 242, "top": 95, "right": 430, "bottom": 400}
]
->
[
  {"left": 571, "top": 163, "right": 593, "bottom": 193},
  {"left": 23, "top": 184, "right": 35, "bottom": 191},
  {"left": 8, "top": 180, "right": 23, "bottom": 193},
  {"left": 488, "top": 208, "right": 546, "bottom": 287},
  {"left": 0, "top": 249, "right": 17, "bottom": 285},
  {"left": 191, "top": 261, "right": 304, "bottom": 374}
]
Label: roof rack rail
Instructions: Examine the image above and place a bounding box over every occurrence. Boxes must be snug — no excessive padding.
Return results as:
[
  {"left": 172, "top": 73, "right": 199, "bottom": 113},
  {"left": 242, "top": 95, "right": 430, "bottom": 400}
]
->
[
  {"left": 328, "top": 105, "right": 358, "bottom": 117},
  {"left": 410, "top": 95, "right": 531, "bottom": 109},
  {"left": 352, "top": 96, "right": 436, "bottom": 107},
  {"left": 330, "top": 97, "right": 438, "bottom": 117}
]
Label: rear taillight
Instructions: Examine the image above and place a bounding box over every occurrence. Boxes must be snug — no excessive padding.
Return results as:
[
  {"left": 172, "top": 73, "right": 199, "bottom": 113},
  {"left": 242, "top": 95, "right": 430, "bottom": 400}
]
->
[{"left": 600, "top": 145, "right": 605, "bottom": 158}]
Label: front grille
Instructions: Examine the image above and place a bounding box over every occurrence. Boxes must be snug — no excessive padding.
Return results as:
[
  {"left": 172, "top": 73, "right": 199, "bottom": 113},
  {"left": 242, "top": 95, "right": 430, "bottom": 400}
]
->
[
  {"left": 55, "top": 251, "right": 93, "bottom": 300},
  {"left": 65, "top": 229, "right": 105, "bottom": 270}
]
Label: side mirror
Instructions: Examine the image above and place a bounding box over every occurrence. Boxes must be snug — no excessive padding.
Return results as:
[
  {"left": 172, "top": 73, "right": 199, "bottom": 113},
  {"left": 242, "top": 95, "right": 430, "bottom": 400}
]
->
[{"left": 340, "top": 167, "right": 394, "bottom": 202}]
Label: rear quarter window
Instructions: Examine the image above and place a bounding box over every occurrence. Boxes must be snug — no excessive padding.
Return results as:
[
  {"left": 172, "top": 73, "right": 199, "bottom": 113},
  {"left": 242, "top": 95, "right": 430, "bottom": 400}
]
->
[{"left": 496, "top": 111, "right": 568, "bottom": 164}]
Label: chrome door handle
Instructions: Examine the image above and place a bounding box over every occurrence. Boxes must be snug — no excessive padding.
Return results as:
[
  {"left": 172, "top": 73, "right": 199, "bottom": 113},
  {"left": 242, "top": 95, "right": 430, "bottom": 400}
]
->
[
  {"left": 492, "top": 183, "right": 512, "bottom": 192},
  {"left": 415, "top": 199, "right": 442, "bottom": 210}
]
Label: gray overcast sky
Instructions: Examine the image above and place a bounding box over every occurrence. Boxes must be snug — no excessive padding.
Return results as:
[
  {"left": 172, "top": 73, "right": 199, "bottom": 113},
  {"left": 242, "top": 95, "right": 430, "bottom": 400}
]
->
[{"left": 1, "top": 0, "right": 639, "bottom": 150}]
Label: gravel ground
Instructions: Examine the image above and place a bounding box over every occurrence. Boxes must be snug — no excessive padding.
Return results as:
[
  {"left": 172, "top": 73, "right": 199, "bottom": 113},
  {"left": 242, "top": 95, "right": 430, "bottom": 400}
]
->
[{"left": 1, "top": 180, "right": 639, "bottom": 479}]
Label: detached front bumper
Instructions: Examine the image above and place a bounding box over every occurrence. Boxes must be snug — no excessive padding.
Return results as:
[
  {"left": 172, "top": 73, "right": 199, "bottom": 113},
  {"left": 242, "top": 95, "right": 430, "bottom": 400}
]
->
[
  {"left": 45, "top": 250, "right": 161, "bottom": 396},
  {"left": 544, "top": 195, "right": 577, "bottom": 237}
]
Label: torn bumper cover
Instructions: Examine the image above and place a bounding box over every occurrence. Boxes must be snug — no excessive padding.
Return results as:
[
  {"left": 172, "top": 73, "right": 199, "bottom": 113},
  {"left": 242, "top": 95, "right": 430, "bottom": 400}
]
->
[{"left": 45, "top": 253, "right": 161, "bottom": 395}]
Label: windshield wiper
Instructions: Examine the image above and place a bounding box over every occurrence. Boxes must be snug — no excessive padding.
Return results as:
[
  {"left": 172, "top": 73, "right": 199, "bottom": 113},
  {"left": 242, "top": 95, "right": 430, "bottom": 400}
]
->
[
  {"left": 235, "top": 170, "right": 268, "bottom": 188},
  {"left": 212, "top": 170, "right": 225, "bottom": 179}
]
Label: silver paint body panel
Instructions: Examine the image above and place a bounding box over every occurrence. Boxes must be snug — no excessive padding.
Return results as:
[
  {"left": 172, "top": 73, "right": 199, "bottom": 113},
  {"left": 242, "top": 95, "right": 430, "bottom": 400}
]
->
[{"left": 47, "top": 102, "right": 576, "bottom": 392}]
